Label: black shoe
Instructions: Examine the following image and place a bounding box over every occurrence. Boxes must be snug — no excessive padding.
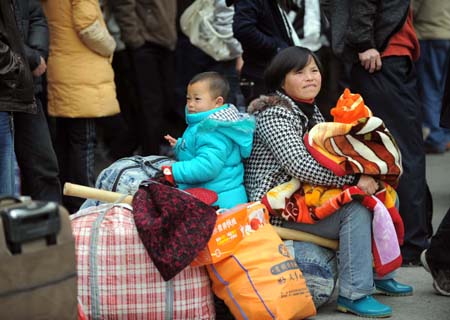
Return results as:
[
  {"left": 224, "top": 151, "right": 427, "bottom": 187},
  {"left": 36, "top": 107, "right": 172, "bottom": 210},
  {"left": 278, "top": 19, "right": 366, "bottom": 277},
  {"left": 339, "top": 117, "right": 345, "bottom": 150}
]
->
[{"left": 421, "top": 250, "right": 450, "bottom": 296}]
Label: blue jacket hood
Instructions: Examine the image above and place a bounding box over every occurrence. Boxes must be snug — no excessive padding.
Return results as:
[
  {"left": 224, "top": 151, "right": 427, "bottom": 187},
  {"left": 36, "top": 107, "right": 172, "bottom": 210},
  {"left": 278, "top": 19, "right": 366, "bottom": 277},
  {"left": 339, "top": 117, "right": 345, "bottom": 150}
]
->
[{"left": 186, "top": 104, "right": 255, "bottom": 158}]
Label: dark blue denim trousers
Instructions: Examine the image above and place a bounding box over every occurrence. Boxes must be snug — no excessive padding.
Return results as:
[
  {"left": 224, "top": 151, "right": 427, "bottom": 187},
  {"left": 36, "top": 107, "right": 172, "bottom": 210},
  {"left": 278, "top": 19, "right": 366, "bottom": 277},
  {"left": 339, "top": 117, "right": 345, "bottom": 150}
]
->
[
  {"left": 55, "top": 117, "right": 96, "bottom": 213},
  {"left": 416, "top": 39, "right": 450, "bottom": 152},
  {"left": 14, "top": 97, "right": 61, "bottom": 202},
  {"left": 0, "top": 112, "right": 14, "bottom": 196}
]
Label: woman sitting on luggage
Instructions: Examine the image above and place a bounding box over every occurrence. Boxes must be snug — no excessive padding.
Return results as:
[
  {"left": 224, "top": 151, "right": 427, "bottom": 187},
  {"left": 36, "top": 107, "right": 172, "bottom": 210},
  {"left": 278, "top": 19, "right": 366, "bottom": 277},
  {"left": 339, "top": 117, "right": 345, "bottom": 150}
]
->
[{"left": 244, "top": 46, "right": 412, "bottom": 318}]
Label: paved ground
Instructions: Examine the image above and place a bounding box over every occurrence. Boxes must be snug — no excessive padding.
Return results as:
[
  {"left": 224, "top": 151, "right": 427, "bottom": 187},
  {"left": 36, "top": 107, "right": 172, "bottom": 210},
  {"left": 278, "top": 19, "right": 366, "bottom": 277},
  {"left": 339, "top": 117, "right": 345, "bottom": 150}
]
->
[
  {"left": 313, "top": 152, "right": 450, "bottom": 319},
  {"left": 94, "top": 146, "right": 450, "bottom": 319}
]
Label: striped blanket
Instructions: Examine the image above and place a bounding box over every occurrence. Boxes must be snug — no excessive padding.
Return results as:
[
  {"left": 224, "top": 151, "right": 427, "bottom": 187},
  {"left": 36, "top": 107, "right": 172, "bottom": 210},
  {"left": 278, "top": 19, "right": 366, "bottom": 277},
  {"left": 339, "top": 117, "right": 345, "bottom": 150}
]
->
[{"left": 304, "top": 117, "right": 403, "bottom": 187}]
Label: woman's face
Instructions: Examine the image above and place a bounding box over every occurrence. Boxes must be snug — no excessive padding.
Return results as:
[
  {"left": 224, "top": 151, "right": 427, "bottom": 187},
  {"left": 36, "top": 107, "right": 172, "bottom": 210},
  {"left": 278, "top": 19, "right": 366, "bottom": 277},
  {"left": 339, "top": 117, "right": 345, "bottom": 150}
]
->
[{"left": 282, "top": 57, "right": 322, "bottom": 101}]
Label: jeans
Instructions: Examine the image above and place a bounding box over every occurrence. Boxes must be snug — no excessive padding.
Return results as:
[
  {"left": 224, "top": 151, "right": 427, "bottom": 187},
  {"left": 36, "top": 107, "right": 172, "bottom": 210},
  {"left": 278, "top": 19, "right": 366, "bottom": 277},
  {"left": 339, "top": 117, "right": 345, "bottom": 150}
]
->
[
  {"left": 282, "top": 201, "right": 376, "bottom": 300},
  {"left": 14, "top": 98, "right": 61, "bottom": 202},
  {"left": 55, "top": 117, "right": 96, "bottom": 213},
  {"left": 285, "top": 240, "right": 337, "bottom": 308},
  {"left": 0, "top": 112, "right": 14, "bottom": 196},
  {"left": 416, "top": 40, "right": 450, "bottom": 152}
]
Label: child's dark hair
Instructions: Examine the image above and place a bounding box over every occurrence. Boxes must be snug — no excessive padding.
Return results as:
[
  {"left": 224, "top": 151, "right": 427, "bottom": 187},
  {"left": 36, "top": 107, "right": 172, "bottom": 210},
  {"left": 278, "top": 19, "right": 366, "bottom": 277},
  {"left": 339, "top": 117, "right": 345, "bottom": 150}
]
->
[
  {"left": 189, "top": 71, "right": 230, "bottom": 101},
  {"left": 264, "top": 46, "right": 323, "bottom": 92}
]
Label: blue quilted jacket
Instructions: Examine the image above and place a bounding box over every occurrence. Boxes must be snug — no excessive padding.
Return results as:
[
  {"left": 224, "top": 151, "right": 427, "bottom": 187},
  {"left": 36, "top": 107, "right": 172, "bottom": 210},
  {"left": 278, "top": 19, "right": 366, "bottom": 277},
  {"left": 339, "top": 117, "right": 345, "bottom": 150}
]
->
[{"left": 172, "top": 104, "right": 255, "bottom": 209}]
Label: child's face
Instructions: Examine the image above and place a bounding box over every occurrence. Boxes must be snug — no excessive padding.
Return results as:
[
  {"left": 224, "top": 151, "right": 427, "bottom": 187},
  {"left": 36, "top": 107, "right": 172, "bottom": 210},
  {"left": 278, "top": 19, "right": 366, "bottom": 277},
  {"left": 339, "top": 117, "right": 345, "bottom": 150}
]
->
[
  {"left": 282, "top": 57, "right": 322, "bottom": 101},
  {"left": 186, "top": 81, "right": 222, "bottom": 114}
]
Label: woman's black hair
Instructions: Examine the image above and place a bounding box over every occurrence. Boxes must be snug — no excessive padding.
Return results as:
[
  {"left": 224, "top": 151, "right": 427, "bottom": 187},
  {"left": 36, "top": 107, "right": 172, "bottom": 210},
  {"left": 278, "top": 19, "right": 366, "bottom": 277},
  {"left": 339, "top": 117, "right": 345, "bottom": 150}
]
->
[{"left": 264, "top": 46, "right": 323, "bottom": 93}]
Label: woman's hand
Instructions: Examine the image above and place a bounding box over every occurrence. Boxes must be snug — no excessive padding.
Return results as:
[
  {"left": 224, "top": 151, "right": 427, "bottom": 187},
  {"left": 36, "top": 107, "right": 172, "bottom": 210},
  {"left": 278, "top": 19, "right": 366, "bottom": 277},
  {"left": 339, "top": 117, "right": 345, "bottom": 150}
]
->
[{"left": 356, "top": 175, "right": 379, "bottom": 195}]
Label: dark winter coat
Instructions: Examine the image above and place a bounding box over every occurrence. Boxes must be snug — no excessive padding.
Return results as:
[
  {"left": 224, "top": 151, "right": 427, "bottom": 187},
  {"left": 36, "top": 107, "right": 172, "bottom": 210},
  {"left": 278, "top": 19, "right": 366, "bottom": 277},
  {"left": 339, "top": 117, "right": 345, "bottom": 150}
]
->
[
  {"left": 0, "top": 0, "right": 36, "bottom": 113},
  {"left": 324, "top": 0, "right": 410, "bottom": 62},
  {"left": 233, "top": 0, "right": 293, "bottom": 80},
  {"left": 15, "top": 0, "right": 49, "bottom": 93},
  {"left": 109, "top": 0, "right": 177, "bottom": 50}
]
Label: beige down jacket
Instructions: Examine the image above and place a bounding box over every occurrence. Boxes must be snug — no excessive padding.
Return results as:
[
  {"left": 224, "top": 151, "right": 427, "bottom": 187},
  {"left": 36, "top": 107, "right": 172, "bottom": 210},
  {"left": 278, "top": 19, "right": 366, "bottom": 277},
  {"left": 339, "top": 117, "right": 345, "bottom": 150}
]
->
[
  {"left": 42, "top": 0, "right": 120, "bottom": 118},
  {"left": 413, "top": 0, "right": 450, "bottom": 40}
]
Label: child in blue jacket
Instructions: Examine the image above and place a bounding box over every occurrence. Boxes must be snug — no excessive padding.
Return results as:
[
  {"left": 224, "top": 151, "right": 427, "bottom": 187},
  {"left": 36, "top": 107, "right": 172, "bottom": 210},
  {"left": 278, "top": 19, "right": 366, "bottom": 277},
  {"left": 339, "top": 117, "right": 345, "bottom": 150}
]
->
[{"left": 164, "top": 72, "right": 255, "bottom": 209}]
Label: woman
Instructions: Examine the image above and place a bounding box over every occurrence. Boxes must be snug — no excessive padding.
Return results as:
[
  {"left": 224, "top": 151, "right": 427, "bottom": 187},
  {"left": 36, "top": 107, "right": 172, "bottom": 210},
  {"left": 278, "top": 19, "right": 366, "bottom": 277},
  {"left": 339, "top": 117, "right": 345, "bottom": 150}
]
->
[
  {"left": 41, "top": 0, "right": 119, "bottom": 213},
  {"left": 244, "top": 46, "right": 412, "bottom": 318}
]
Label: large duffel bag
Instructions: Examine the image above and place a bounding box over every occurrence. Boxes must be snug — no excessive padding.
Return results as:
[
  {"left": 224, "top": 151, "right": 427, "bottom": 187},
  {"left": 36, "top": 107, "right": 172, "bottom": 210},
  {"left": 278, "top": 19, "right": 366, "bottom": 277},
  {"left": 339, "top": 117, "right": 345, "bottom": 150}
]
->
[
  {"left": 71, "top": 203, "right": 215, "bottom": 319},
  {"left": 81, "top": 155, "right": 175, "bottom": 209},
  {"left": 0, "top": 197, "right": 77, "bottom": 319}
]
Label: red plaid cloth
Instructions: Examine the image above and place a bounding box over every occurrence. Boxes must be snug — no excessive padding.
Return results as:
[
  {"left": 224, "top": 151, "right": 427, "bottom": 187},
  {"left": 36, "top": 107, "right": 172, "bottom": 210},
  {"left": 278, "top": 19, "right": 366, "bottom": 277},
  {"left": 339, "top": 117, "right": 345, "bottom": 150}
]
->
[{"left": 71, "top": 204, "right": 215, "bottom": 320}]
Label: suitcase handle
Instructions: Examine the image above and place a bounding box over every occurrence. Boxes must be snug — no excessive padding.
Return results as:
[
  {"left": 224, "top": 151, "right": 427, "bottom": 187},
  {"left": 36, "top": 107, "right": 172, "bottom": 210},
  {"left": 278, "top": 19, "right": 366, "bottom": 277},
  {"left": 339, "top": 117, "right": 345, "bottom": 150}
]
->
[{"left": 1, "top": 201, "right": 60, "bottom": 254}]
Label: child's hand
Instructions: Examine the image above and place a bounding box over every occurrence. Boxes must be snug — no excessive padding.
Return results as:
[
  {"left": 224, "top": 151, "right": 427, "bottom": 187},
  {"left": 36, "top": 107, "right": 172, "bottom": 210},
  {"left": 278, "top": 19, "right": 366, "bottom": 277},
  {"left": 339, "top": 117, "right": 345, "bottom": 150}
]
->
[{"left": 164, "top": 134, "right": 177, "bottom": 147}]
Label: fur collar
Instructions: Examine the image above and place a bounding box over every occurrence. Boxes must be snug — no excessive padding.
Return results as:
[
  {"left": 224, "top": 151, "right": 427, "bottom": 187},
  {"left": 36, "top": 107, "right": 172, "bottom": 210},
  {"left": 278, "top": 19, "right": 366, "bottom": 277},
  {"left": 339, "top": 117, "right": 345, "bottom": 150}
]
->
[{"left": 247, "top": 94, "right": 294, "bottom": 115}]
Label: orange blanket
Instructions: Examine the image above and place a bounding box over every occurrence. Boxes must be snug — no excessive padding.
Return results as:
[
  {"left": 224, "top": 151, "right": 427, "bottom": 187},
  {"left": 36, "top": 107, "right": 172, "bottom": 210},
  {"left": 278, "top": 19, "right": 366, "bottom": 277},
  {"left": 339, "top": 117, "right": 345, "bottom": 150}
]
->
[
  {"left": 304, "top": 89, "right": 403, "bottom": 187},
  {"left": 263, "top": 181, "right": 404, "bottom": 276}
]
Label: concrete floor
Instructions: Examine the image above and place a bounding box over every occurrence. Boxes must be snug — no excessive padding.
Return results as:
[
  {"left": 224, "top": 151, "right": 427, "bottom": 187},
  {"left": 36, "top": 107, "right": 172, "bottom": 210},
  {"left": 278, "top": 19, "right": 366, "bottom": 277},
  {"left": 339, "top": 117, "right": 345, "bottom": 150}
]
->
[
  {"left": 93, "top": 144, "right": 450, "bottom": 320},
  {"left": 314, "top": 152, "right": 450, "bottom": 320}
]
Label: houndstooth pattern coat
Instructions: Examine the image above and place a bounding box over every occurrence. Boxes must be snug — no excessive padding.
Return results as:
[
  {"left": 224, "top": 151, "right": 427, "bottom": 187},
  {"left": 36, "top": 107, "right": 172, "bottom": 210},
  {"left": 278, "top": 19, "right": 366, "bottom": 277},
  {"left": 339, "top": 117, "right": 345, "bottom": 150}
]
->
[{"left": 244, "top": 92, "right": 356, "bottom": 226}]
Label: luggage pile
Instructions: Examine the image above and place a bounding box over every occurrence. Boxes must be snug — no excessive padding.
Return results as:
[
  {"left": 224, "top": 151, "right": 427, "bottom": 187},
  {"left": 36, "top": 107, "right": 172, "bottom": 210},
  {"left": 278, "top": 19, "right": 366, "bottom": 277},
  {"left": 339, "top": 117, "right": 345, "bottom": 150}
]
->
[{"left": 2, "top": 156, "right": 325, "bottom": 319}]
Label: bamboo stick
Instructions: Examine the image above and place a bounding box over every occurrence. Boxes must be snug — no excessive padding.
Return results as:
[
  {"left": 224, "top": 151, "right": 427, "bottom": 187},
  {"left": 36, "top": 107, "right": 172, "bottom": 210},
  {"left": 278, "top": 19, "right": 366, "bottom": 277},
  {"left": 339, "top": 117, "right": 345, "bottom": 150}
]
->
[
  {"left": 63, "top": 182, "right": 133, "bottom": 205},
  {"left": 63, "top": 182, "right": 338, "bottom": 250}
]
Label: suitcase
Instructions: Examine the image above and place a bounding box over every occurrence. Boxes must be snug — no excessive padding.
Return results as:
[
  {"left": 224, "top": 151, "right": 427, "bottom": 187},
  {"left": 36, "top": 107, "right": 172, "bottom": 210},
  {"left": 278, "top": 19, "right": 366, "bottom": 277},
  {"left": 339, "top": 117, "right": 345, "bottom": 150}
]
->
[
  {"left": 0, "top": 196, "right": 77, "bottom": 319},
  {"left": 81, "top": 155, "right": 175, "bottom": 209},
  {"left": 71, "top": 203, "right": 215, "bottom": 319}
]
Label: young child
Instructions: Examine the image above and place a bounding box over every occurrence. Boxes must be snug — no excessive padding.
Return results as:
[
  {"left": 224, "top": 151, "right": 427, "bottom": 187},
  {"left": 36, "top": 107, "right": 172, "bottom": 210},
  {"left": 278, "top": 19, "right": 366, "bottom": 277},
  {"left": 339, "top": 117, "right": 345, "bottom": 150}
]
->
[{"left": 163, "top": 72, "right": 255, "bottom": 209}]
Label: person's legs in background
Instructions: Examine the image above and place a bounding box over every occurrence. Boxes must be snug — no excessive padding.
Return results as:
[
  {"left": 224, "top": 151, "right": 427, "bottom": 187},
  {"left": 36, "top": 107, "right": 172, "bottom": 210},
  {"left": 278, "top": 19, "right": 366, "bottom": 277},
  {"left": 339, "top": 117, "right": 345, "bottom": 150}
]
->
[
  {"left": 160, "top": 45, "right": 185, "bottom": 143},
  {"left": 315, "top": 46, "right": 345, "bottom": 121},
  {"left": 55, "top": 117, "right": 96, "bottom": 213},
  {"left": 211, "top": 59, "right": 241, "bottom": 106},
  {"left": 96, "top": 49, "right": 140, "bottom": 161},
  {"left": 350, "top": 57, "right": 431, "bottom": 265},
  {"left": 416, "top": 39, "right": 450, "bottom": 153},
  {"left": 240, "top": 76, "right": 266, "bottom": 107},
  {"left": 0, "top": 112, "right": 14, "bottom": 196},
  {"left": 130, "top": 42, "right": 177, "bottom": 155},
  {"left": 421, "top": 207, "right": 450, "bottom": 295},
  {"left": 14, "top": 97, "right": 61, "bottom": 202},
  {"left": 175, "top": 35, "right": 208, "bottom": 120}
]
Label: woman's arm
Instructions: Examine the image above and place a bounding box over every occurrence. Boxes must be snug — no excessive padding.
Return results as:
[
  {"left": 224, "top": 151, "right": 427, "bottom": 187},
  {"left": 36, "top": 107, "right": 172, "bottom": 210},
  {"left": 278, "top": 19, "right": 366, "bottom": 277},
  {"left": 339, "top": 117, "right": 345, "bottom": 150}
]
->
[
  {"left": 258, "top": 106, "right": 355, "bottom": 187},
  {"left": 72, "top": 0, "right": 116, "bottom": 57}
]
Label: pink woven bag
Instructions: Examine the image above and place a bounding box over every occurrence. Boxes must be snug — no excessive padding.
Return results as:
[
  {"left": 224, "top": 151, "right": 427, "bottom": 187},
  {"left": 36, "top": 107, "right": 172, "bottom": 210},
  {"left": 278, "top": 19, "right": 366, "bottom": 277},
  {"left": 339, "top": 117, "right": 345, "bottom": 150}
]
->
[{"left": 71, "top": 204, "right": 215, "bottom": 319}]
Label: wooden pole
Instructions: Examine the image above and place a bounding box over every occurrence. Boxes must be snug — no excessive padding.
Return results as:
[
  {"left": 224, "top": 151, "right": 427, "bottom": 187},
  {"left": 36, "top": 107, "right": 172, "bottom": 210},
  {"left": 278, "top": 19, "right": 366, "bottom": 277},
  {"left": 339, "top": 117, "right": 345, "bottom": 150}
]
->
[
  {"left": 63, "top": 182, "right": 133, "bottom": 205},
  {"left": 63, "top": 182, "right": 338, "bottom": 250}
]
